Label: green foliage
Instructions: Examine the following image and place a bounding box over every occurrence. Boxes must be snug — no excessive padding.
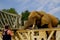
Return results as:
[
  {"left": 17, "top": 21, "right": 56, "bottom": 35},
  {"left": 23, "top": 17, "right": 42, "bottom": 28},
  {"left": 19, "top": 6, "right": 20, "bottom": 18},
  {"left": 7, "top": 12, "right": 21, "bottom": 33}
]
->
[
  {"left": 21, "top": 10, "right": 30, "bottom": 26},
  {"left": 2, "top": 9, "right": 8, "bottom": 12},
  {"left": 2, "top": 8, "right": 18, "bottom": 14},
  {"left": 59, "top": 20, "right": 60, "bottom": 24},
  {"left": 21, "top": 10, "right": 30, "bottom": 20}
]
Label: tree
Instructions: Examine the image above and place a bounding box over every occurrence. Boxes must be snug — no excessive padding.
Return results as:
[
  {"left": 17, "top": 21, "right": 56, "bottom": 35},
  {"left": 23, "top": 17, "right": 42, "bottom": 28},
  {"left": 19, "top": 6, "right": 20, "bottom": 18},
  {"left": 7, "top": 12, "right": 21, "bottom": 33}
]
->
[
  {"left": 21, "top": 10, "right": 30, "bottom": 26},
  {"left": 59, "top": 20, "right": 60, "bottom": 24},
  {"left": 2, "top": 8, "right": 18, "bottom": 14},
  {"left": 2, "top": 9, "right": 8, "bottom": 12}
]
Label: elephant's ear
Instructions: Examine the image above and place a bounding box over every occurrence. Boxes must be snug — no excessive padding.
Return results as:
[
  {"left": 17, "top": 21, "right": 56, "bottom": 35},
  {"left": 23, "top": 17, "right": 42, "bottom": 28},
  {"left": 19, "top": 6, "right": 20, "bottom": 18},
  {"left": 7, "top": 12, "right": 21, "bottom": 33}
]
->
[{"left": 41, "top": 15, "right": 50, "bottom": 26}]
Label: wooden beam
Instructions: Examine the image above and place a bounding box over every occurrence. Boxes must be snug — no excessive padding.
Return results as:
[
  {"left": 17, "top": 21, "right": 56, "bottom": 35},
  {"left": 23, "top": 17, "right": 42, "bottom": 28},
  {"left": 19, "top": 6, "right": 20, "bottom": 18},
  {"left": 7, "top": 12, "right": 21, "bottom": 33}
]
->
[
  {"left": 47, "top": 31, "right": 55, "bottom": 40},
  {"left": 17, "top": 28, "right": 60, "bottom": 32},
  {"left": 0, "top": 11, "right": 18, "bottom": 16},
  {"left": 4, "top": 13, "right": 9, "bottom": 25},
  {"left": 0, "top": 12, "right": 6, "bottom": 24},
  {"left": 0, "top": 19, "right": 4, "bottom": 27}
]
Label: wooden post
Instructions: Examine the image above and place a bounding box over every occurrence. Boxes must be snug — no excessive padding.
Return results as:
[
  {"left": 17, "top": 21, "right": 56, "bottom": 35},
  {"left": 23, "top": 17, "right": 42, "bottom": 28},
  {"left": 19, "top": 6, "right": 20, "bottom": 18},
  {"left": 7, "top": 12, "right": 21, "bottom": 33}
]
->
[
  {"left": 31, "top": 31, "right": 34, "bottom": 40},
  {"left": 39, "top": 31, "right": 47, "bottom": 40},
  {"left": 16, "top": 16, "right": 19, "bottom": 28}
]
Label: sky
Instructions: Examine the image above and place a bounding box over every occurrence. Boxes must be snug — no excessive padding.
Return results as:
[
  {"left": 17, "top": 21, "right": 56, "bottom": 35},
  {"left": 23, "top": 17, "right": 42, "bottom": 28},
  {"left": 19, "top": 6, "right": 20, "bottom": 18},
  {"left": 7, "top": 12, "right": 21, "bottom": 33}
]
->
[{"left": 0, "top": 0, "right": 60, "bottom": 19}]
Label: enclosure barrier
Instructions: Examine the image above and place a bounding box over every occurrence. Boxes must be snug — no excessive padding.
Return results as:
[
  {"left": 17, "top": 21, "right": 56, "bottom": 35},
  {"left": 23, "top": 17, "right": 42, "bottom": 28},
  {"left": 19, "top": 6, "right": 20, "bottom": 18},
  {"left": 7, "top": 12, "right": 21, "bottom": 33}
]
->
[
  {"left": 0, "top": 28, "right": 60, "bottom": 40},
  {"left": 0, "top": 11, "right": 21, "bottom": 28}
]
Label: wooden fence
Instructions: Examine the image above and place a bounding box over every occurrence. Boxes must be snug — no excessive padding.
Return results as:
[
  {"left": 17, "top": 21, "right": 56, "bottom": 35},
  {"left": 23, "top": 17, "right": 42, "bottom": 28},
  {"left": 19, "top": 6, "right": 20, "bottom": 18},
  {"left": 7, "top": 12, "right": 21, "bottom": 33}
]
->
[
  {"left": 0, "top": 11, "right": 21, "bottom": 28},
  {"left": 0, "top": 28, "right": 60, "bottom": 40}
]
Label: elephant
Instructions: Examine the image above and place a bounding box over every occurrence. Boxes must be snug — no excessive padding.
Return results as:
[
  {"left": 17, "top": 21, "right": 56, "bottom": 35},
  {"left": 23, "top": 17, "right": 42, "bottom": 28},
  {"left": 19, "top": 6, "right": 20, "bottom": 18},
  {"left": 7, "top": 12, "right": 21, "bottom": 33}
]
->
[
  {"left": 23, "top": 11, "right": 58, "bottom": 29},
  {"left": 23, "top": 11, "right": 59, "bottom": 40}
]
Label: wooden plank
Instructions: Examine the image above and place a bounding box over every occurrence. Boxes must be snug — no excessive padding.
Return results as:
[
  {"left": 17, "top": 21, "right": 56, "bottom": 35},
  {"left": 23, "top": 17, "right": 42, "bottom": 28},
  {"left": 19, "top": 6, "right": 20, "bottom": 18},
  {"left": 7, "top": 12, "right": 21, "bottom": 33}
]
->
[
  {"left": 10, "top": 16, "right": 14, "bottom": 25},
  {"left": 0, "top": 11, "right": 18, "bottom": 16},
  {"left": 47, "top": 31, "right": 55, "bottom": 40},
  {"left": 14, "top": 36, "right": 19, "bottom": 40},
  {"left": 0, "top": 12, "right": 6, "bottom": 24},
  {"left": 17, "top": 32, "right": 24, "bottom": 40},
  {"left": 0, "top": 19, "right": 4, "bottom": 27},
  {"left": 4, "top": 13, "right": 9, "bottom": 25},
  {"left": 8, "top": 15, "right": 13, "bottom": 27},
  {"left": 16, "top": 28, "right": 60, "bottom": 32},
  {"left": 0, "top": 27, "right": 60, "bottom": 32}
]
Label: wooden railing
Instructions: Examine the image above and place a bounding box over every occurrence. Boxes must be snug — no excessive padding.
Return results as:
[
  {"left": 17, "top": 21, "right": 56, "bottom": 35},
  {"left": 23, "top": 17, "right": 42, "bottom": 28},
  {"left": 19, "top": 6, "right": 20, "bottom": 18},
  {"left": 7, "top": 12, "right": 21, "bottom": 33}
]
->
[
  {"left": 0, "top": 28, "right": 60, "bottom": 40},
  {"left": 16, "top": 28, "right": 60, "bottom": 40},
  {"left": 0, "top": 11, "right": 21, "bottom": 28}
]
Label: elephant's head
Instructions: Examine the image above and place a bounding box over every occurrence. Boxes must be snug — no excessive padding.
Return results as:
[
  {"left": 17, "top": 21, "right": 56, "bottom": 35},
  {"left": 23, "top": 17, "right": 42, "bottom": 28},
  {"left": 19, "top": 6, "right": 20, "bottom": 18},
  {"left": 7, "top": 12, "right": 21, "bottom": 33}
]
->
[{"left": 28, "top": 11, "right": 44, "bottom": 20}]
